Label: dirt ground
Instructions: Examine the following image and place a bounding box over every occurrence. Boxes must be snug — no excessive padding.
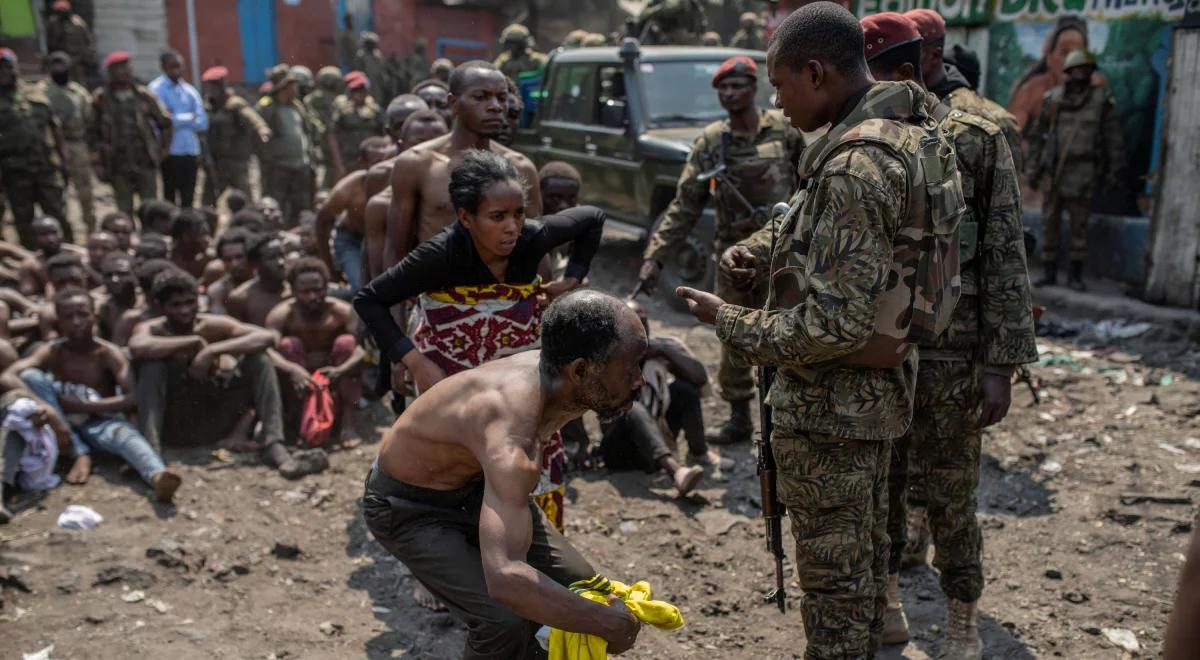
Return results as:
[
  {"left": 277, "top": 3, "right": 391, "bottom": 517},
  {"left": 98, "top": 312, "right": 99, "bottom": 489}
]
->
[{"left": 3, "top": 190, "right": 1199, "bottom": 658}]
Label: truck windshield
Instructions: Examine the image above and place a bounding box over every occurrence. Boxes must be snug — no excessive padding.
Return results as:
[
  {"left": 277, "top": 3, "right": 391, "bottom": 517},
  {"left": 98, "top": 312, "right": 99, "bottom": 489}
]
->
[{"left": 641, "top": 60, "right": 775, "bottom": 127}]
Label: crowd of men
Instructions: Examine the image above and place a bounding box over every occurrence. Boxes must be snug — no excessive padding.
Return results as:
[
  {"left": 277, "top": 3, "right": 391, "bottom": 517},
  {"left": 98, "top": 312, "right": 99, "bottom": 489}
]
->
[{"left": 0, "top": 1, "right": 1144, "bottom": 658}]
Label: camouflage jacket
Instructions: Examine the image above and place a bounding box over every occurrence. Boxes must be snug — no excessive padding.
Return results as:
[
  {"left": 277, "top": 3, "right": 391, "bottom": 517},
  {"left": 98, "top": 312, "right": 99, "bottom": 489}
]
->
[
  {"left": 0, "top": 81, "right": 60, "bottom": 173},
  {"left": 494, "top": 50, "right": 547, "bottom": 81},
  {"left": 928, "top": 107, "right": 1037, "bottom": 372},
  {"left": 46, "top": 15, "right": 95, "bottom": 65},
  {"left": 729, "top": 28, "right": 765, "bottom": 51},
  {"left": 355, "top": 50, "right": 394, "bottom": 104},
  {"left": 644, "top": 110, "right": 803, "bottom": 262},
  {"left": 206, "top": 93, "right": 269, "bottom": 162},
  {"left": 945, "top": 87, "right": 1023, "bottom": 176},
  {"left": 41, "top": 79, "right": 93, "bottom": 142},
  {"left": 256, "top": 96, "right": 324, "bottom": 167},
  {"left": 305, "top": 89, "right": 339, "bottom": 135},
  {"left": 1027, "top": 83, "right": 1124, "bottom": 199},
  {"left": 332, "top": 94, "right": 384, "bottom": 168},
  {"left": 92, "top": 84, "right": 172, "bottom": 170},
  {"left": 716, "top": 81, "right": 964, "bottom": 440}
]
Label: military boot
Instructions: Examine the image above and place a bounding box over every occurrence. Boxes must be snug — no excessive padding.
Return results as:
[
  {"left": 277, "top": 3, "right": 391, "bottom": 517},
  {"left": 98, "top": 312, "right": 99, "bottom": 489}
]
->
[
  {"left": 941, "top": 598, "right": 983, "bottom": 660},
  {"left": 712, "top": 399, "right": 753, "bottom": 445},
  {"left": 881, "top": 573, "right": 910, "bottom": 644},
  {"left": 901, "top": 506, "right": 930, "bottom": 568},
  {"left": 1067, "top": 261, "right": 1088, "bottom": 292},
  {"left": 1033, "top": 261, "right": 1057, "bottom": 287}
]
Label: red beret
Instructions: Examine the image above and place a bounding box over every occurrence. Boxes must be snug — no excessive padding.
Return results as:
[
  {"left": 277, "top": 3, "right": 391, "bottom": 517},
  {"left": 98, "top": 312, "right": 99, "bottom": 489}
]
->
[
  {"left": 344, "top": 71, "right": 369, "bottom": 89},
  {"left": 103, "top": 50, "right": 131, "bottom": 69},
  {"left": 905, "top": 9, "right": 946, "bottom": 42},
  {"left": 861, "top": 13, "right": 921, "bottom": 62},
  {"left": 711, "top": 56, "right": 757, "bottom": 87},
  {"left": 52, "top": 0, "right": 71, "bottom": 11},
  {"left": 0, "top": 48, "right": 16, "bottom": 64},
  {"left": 258, "top": 81, "right": 272, "bottom": 93},
  {"left": 201, "top": 66, "right": 229, "bottom": 82}
]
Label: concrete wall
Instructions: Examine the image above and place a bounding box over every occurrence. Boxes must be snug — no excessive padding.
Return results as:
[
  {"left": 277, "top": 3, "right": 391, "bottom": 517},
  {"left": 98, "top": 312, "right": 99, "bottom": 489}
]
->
[
  {"left": 93, "top": 0, "right": 169, "bottom": 82},
  {"left": 1023, "top": 212, "right": 1149, "bottom": 286}
]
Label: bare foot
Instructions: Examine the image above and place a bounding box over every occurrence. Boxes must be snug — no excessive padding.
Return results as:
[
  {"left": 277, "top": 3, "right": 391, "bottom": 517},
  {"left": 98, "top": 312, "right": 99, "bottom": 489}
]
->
[
  {"left": 217, "top": 435, "right": 259, "bottom": 453},
  {"left": 66, "top": 454, "right": 92, "bottom": 484},
  {"left": 673, "top": 465, "right": 704, "bottom": 497},
  {"left": 152, "top": 470, "right": 183, "bottom": 503},
  {"left": 411, "top": 582, "right": 447, "bottom": 612}
]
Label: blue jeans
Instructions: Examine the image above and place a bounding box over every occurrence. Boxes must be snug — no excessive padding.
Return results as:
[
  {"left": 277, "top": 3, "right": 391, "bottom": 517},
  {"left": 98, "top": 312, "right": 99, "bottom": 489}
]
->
[
  {"left": 19, "top": 369, "right": 165, "bottom": 484},
  {"left": 333, "top": 224, "right": 364, "bottom": 292}
]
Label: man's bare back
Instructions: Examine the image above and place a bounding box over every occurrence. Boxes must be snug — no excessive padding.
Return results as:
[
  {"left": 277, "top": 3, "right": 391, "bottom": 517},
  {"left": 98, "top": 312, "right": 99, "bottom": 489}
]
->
[
  {"left": 384, "top": 134, "right": 542, "bottom": 268},
  {"left": 363, "top": 189, "right": 392, "bottom": 280}
]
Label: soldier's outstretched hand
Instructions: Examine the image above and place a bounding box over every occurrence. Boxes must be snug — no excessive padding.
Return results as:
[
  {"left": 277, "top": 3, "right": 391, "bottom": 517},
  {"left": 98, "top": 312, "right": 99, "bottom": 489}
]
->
[{"left": 676, "top": 286, "right": 724, "bottom": 324}]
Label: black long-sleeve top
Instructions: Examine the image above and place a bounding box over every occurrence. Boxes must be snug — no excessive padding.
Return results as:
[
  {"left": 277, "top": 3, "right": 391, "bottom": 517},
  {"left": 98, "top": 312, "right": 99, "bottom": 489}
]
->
[{"left": 353, "top": 205, "right": 607, "bottom": 364}]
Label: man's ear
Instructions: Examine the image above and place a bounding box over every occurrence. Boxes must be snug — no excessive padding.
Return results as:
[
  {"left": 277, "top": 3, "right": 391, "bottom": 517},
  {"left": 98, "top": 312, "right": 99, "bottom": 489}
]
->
[
  {"left": 808, "top": 60, "right": 825, "bottom": 89},
  {"left": 568, "top": 358, "right": 589, "bottom": 387},
  {"left": 899, "top": 62, "right": 916, "bottom": 83}
]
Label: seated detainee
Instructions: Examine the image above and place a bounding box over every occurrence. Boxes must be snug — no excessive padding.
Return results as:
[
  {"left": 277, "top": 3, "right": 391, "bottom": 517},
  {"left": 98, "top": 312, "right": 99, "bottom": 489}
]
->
[
  {"left": 1, "top": 288, "right": 182, "bottom": 501},
  {"left": 111, "top": 259, "right": 184, "bottom": 347},
  {"left": 100, "top": 211, "right": 136, "bottom": 252},
  {"left": 85, "top": 231, "right": 118, "bottom": 283},
  {"left": 206, "top": 228, "right": 255, "bottom": 315},
  {"left": 129, "top": 270, "right": 310, "bottom": 477},
  {"left": 266, "top": 258, "right": 365, "bottom": 442},
  {"left": 97, "top": 252, "right": 139, "bottom": 341},
  {"left": 169, "top": 209, "right": 216, "bottom": 280},
  {"left": 226, "top": 233, "right": 290, "bottom": 327},
  {"left": 136, "top": 199, "right": 178, "bottom": 238},
  {"left": 598, "top": 300, "right": 731, "bottom": 496},
  {"left": 132, "top": 233, "right": 169, "bottom": 268},
  {"left": 17, "top": 217, "right": 88, "bottom": 298}
]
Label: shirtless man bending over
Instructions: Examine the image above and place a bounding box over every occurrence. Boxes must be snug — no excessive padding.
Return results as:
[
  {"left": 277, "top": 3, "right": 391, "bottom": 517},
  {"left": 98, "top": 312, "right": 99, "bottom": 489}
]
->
[
  {"left": 384, "top": 60, "right": 541, "bottom": 270},
  {"left": 362, "top": 290, "right": 644, "bottom": 658},
  {"left": 314, "top": 136, "right": 396, "bottom": 291}
]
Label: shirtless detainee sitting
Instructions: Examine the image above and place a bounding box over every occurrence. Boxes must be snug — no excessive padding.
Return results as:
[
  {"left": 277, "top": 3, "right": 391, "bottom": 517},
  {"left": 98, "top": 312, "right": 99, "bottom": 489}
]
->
[
  {"left": 226, "top": 233, "right": 289, "bottom": 327},
  {"left": 362, "top": 290, "right": 644, "bottom": 658}
]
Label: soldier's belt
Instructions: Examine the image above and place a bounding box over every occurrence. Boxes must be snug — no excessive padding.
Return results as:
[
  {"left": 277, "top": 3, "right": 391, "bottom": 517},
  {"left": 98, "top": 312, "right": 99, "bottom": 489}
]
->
[{"left": 915, "top": 348, "right": 976, "bottom": 362}]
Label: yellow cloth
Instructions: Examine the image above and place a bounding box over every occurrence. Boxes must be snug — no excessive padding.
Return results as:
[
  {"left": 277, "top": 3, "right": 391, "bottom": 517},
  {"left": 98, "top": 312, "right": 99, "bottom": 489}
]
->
[{"left": 548, "top": 575, "right": 684, "bottom": 660}]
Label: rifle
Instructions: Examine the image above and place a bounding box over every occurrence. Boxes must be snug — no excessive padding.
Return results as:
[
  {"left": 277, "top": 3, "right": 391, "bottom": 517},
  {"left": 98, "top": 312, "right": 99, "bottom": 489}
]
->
[{"left": 757, "top": 365, "right": 786, "bottom": 613}]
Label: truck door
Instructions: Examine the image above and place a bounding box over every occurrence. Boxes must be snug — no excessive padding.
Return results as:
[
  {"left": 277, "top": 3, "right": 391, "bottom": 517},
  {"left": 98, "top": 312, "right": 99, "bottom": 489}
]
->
[
  {"left": 577, "top": 64, "right": 641, "bottom": 223},
  {"left": 536, "top": 62, "right": 595, "bottom": 208}
]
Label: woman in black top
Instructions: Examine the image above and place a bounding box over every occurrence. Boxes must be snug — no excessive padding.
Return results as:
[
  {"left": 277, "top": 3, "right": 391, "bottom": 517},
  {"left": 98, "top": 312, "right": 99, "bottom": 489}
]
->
[{"left": 353, "top": 149, "right": 606, "bottom": 394}]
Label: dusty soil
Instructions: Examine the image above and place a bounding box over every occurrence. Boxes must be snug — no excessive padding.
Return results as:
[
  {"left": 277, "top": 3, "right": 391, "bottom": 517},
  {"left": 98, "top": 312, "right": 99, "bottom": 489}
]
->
[{"left": 3, "top": 227, "right": 1198, "bottom": 659}]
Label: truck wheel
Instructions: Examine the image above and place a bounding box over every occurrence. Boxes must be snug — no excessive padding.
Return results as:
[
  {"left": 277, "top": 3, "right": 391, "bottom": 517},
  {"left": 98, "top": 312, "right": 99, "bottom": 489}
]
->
[{"left": 649, "top": 212, "right": 716, "bottom": 313}]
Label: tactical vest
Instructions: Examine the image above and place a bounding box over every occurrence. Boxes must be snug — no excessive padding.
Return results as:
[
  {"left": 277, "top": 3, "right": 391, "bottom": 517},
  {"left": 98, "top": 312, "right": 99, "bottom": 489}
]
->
[
  {"left": 702, "top": 115, "right": 799, "bottom": 240},
  {"left": 0, "top": 84, "right": 57, "bottom": 172},
  {"left": 941, "top": 108, "right": 1001, "bottom": 276},
  {"left": 774, "top": 101, "right": 964, "bottom": 368},
  {"left": 208, "top": 96, "right": 256, "bottom": 161}
]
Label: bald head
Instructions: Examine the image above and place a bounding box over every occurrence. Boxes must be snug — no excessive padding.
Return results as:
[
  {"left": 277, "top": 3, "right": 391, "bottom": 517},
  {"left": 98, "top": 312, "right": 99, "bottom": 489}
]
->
[{"left": 541, "top": 290, "right": 644, "bottom": 373}]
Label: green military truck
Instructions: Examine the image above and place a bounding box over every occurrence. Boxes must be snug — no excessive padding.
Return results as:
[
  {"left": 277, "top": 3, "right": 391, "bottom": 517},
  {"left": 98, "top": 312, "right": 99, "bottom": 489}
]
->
[{"left": 513, "top": 40, "right": 774, "bottom": 300}]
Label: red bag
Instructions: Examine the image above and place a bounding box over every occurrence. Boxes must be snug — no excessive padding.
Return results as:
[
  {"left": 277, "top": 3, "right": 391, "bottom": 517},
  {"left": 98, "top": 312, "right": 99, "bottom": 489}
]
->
[{"left": 299, "top": 371, "right": 335, "bottom": 448}]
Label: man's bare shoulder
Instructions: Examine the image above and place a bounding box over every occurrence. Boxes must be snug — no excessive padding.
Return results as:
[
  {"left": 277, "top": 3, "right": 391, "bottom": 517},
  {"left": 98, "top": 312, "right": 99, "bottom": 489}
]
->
[
  {"left": 331, "top": 169, "right": 368, "bottom": 197},
  {"left": 402, "top": 134, "right": 453, "bottom": 163},
  {"left": 491, "top": 141, "right": 534, "bottom": 168},
  {"left": 228, "top": 278, "right": 255, "bottom": 299},
  {"left": 328, "top": 297, "right": 354, "bottom": 320}
]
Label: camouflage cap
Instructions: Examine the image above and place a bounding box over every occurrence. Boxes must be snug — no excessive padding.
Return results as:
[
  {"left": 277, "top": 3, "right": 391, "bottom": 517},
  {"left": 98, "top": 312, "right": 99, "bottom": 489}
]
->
[
  {"left": 317, "top": 65, "right": 342, "bottom": 86},
  {"left": 290, "top": 65, "right": 313, "bottom": 86},
  {"left": 740, "top": 11, "right": 759, "bottom": 26},
  {"left": 702, "top": 31, "right": 722, "bottom": 46},
  {"left": 563, "top": 29, "right": 589, "bottom": 49},
  {"left": 500, "top": 24, "right": 531, "bottom": 45},
  {"left": 267, "top": 63, "right": 291, "bottom": 85},
  {"left": 1063, "top": 48, "right": 1097, "bottom": 71},
  {"left": 581, "top": 33, "right": 608, "bottom": 48},
  {"left": 861, "top": 12, "right": 921, "bottom": 63},
  {"left": 360, "top": 31, "right": 380, "bottom": 46}
]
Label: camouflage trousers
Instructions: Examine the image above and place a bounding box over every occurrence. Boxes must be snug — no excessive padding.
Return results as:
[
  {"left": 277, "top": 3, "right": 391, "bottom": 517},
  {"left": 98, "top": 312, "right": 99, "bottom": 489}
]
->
[
  {"left": 1042, "top": 194, "right": 1091, "bottom": 263},
  {"left": 886, "top": 357, "right": 984, "bottom": 603},
  {"left": 263, "top": 162, "right": 314, "bottom": 229},
  {"left": 773, "top": 427, "right": 890, "bottom": 659},
  {"left": 110, "top": 167, "right": 159, "bottom": 216},
  {"left": 201, "top": 158, "right": 252, "bottom": 208},
  {"left": 63, "top": 140, "right": 95, "bottom": 233},
  {"left": 2, "top": 166, "right": 67, "bottom": 249},
  {"left": 715, "top": 241, "right": 766, "bottom": 403}
]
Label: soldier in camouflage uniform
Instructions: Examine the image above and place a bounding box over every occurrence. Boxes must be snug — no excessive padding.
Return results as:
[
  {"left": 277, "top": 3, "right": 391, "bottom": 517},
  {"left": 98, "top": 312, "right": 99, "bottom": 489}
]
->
[
  {"left": 860, "top": 14, "right": 1036, "bottom": 660},
  {"left": 256, "top": 69, "right": 326, "bottom": 228},
  {"left": 355, "top": 33, "right": 394, "bottom": 106},
  {"left": 308, "top": 66, "right": 343, "bottom": 189},
  {"left": 0, "top": 49, "right": 68, "bottom": 249},
  {"left": 562, "top": 29, "right": 590, "bottom": 50},
  {"left": 730, "top": 12, "right": 766, "bottom": 50},
  {"left": 639, "top": 56, "right": 803, "bottom": 446},
  {"left": 677, "top": 6, "right": 965, "bottom": 657},
  {"left": 200, "top": 66, "right": 271, "bottom": 206},
  {"left": 636, "top": 0, "right": 708, "bottom": 45},
  {"left": 92, "top": 51, "right": 173, "bottom": 217},
  {"left": 45, "top": 1, "right": 95, "bottom": 85},
  {"left": 329, "top": 72, "right": 384, "bottom": 180},
  {"left": 43, "top": 51, "right": 96, "bottom": 235},
  {"left": 493, "top": 24, "right": 547, "bottom": 81},
  {"left": 400, "top": 41, "right": 429, "bottom": 93},
  {"left": 907, "top": 9, "right": 1022, "bottom": 175},
  {"left": 1026, "top": 48, "right": 1124, "bottom": 292}
]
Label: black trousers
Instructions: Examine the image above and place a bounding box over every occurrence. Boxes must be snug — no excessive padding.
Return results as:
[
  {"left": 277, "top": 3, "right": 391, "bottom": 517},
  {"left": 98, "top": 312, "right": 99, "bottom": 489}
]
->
[
  {"left": 160, "top": 155, "right": 199, "bottom": 208},
  {"left": 362, "top": 466, "right": 594, "bottom": 660},
  {"left": 599, "top": 379, "right": 707, "bottom": 472}
]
